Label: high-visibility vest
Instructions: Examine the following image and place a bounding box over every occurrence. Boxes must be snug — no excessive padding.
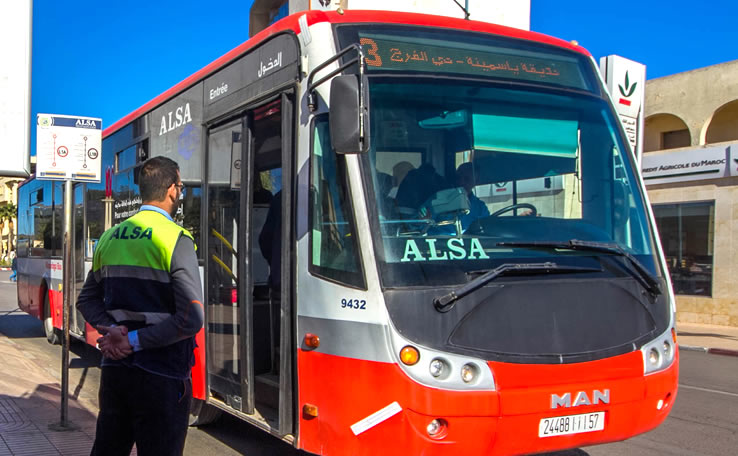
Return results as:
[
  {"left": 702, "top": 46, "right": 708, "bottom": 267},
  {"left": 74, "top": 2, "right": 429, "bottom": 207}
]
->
[{"left": 93, "top": 209, "right": 196, "bottom": 379}]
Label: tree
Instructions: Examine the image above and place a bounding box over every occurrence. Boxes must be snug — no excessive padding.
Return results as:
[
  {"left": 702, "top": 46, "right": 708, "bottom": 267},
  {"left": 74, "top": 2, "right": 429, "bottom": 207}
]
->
[
  {"left": 0, "top": 203, "right": 17, "bottom": 258},
  {"left": 0, "top": 204, "right": 8, "bottom": 258},
  {"left": 5, "top": 202, "right": 17, "bottom": 253}
]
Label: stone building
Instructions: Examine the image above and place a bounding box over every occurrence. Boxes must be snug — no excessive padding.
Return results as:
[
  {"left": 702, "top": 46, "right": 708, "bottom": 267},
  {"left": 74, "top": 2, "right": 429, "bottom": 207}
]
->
[{"left": 643, "top": 59, "right": 738, "bottom": 327}]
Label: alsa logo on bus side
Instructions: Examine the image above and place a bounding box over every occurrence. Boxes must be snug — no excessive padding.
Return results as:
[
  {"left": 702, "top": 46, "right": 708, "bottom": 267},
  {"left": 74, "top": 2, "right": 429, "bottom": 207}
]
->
[
  {"left": 551, "top": 389, "right": 610, "bottom": 409},
  {"left": 76, "top": 119, "right": 97, "bottom": 128},
  {"left": 110, "top": 225, "right": 153, "bottom": 240},
  {"left": 401, "top": 238, "right": 490, "bottom": 262},
  {"left": 159, "top": 103, "right": 193, "bottom": 136}
]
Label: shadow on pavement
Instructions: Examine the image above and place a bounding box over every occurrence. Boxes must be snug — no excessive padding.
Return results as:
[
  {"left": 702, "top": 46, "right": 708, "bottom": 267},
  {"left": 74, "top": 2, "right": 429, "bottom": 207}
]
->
[
  {"left": 0, "top": 313, "right": 45, "bottom": 339},
  {"left": 191, "top": 413, "right": 306, "bottom": 455},
  {"left": 535, "top": 450, "right": 590, "bottom": 456}
]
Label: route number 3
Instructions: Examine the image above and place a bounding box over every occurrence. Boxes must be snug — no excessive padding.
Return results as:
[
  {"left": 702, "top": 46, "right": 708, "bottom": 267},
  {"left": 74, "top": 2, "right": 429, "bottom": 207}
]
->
[{"left": 360, "top": 38, "right": 383, "bottom": 67}]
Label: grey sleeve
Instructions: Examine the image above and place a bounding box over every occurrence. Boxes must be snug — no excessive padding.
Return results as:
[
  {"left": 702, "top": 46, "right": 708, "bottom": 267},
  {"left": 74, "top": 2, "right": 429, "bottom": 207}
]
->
[
  {"left": 136, "top": 235, "right": 205, "bottom": 349},
  {"left": 76, "top": 269, "right": 116, "bottom": 327}
]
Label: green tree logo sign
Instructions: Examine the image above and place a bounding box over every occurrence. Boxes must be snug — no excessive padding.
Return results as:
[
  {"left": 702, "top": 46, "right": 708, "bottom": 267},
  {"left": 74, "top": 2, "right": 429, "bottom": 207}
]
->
[{"left": 618, "top": 71, "right": 637, "bottom": 106}]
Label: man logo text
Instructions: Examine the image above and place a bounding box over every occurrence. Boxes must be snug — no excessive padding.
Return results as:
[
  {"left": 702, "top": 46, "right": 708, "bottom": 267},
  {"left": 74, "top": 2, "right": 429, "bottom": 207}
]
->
[{"left": 551, "top": 390, "right": 610, "bottom": 409}]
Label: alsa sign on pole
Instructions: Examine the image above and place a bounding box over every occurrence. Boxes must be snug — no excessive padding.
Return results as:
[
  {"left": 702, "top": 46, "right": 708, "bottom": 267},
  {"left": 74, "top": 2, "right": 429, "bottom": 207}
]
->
[
  {"left": 36, "top": 114, "right": 102, "bottom": 182},
  {"left": 599, "top": 55, "right": 646, "bottom": 163}
]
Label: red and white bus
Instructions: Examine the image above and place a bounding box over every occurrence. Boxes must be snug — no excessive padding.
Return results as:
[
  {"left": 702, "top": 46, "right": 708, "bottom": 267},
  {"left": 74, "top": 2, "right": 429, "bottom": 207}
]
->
[{"left": 17, "top": 8, "right": 678, "bottom": 455}]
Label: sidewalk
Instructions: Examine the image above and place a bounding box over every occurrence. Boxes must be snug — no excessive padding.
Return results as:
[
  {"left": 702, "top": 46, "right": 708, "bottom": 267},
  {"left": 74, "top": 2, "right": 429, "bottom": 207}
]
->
[
  {"left": 0, "top": 335, "right": 98, "bottom": 455},
  {"left": 0, "top": 322, "right": 736, "bottom": 456},
  {"left": 676, "top": 321, "right": 738, "bottom": 356}
]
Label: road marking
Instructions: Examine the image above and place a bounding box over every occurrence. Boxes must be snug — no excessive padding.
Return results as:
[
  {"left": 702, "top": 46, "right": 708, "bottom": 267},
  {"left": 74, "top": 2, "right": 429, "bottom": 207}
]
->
[{"left": 680, "top": 384, "right": 738, "bottom": 398}]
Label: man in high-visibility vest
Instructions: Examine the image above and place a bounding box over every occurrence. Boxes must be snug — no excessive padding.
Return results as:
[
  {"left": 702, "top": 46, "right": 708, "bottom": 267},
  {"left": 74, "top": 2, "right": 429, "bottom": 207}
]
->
[{"left": 77, "top": 156, "right": 203, "bottom": 456}]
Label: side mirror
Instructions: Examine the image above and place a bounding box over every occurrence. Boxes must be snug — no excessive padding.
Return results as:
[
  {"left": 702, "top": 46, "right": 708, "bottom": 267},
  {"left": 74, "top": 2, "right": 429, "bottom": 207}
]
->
[{"left": 329, "top": 75, "right": 370, "bottom": 154}]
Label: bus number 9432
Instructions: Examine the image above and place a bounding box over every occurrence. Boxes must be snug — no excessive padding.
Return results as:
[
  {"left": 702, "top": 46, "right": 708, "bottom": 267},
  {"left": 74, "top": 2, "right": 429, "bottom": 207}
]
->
[{"left": 341, "top": 298, "right": 367, "bottom": 310}]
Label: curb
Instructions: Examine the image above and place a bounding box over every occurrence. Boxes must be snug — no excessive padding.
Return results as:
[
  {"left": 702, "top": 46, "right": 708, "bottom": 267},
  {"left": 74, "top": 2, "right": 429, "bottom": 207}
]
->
[
  {"left": 707, "top": 347, "right": 738, "bottom": 357},
  {"left": 679, "top": 344, "right": 738, "bottom": 357}
]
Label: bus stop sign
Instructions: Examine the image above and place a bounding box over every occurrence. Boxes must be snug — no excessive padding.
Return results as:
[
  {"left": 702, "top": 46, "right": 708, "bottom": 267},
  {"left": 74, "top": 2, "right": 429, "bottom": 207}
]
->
[{"left": 36, "top": 113, "right": 102, "bottom": 182}]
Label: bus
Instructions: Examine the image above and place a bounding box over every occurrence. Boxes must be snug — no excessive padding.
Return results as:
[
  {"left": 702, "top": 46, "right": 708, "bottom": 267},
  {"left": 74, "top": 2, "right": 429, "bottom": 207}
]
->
[{"left": 17, "top": 9, "right": 678, "bottom": 455}]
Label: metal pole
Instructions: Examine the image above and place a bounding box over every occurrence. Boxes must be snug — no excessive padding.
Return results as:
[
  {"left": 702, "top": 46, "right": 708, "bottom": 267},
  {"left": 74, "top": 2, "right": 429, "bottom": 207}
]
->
[{"left": 58, "top": 179, "right": 74, "bottom": 429}]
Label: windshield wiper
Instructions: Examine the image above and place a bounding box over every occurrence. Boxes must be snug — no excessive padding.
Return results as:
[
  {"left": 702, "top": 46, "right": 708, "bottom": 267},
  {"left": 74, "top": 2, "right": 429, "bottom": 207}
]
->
[
  {"left": 497, "top": 239, "right": 661, "bottom": 297},
  {"left": 433, "top": 262, "right": 601, "bottom": 313}
]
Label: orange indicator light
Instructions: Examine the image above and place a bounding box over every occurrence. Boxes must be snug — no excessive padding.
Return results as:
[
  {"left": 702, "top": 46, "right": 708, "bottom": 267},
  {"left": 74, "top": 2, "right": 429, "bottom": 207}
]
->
[
  {"left": 303, "top": 403, "right": 319, "bottom": 419},
  {"left": 400, "top": 346, "right": 420, "bottom": 365},
  {"left": 304, "top": 333, "right": 320, "bottom": 349}
]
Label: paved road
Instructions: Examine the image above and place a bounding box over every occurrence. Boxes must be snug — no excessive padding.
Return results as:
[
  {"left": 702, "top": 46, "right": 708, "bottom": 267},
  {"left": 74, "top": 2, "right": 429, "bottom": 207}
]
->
[{"left": 2, "top": 270, "right": 736, "bottom": 455}]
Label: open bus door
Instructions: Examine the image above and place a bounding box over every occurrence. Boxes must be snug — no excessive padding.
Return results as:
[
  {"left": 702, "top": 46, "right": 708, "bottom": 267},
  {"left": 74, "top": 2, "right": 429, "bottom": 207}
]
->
[{"left": 203, "top": 92, "right": 294, "bottom": 437}]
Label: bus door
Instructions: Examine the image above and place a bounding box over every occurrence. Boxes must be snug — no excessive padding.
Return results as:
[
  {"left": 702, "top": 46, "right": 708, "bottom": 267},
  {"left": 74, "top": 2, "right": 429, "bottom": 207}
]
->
[
  {"left": 206, "top": 118, "right": 246, "bottom": 413},
  {"left": 242, "top": 94, "right": 294, "bottom": 435},
  {"left": 204, "top": 93, "right": 294, "bottom": 434}
]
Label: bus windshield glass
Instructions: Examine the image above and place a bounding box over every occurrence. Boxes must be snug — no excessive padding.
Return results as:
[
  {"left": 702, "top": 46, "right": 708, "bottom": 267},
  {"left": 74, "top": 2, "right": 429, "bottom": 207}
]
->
[
  {"left": 364, "top": 77, "right": 659, "bottom": 288},
  {"left": 351, "top": 39, "right": 659, "bottom": 289}
]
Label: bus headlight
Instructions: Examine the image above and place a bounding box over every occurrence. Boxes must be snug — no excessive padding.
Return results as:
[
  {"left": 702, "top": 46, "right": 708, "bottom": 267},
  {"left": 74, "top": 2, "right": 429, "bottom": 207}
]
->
[
  {"left": 429, "top": 358, "right": 446, "bottom": 378},
  {"left": 642, "top": 328, "right": 678, "bottom": 375},
  {"left": 390, "top": 329, "right": 495, "bottom": 391},
  {"left": 648, "top": 347, "right": 661, "bottom": 367},
  {"left": 461, "top": 363, "right": 479, "bottom": 383},
  {"left": 662, "top": 340, "right": 672, "bottom": 359}
]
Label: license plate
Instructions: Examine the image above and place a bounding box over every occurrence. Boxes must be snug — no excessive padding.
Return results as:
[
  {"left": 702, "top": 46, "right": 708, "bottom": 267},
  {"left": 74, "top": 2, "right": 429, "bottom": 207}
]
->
[{"left": 538, "top": 411, "right": 605, "bottom": 437}]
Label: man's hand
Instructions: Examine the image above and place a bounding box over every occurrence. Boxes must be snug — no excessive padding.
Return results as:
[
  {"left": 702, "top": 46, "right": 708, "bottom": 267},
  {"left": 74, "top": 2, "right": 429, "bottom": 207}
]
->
[{"left": 96, "top": 325, "right": 133, "bottom": 360}]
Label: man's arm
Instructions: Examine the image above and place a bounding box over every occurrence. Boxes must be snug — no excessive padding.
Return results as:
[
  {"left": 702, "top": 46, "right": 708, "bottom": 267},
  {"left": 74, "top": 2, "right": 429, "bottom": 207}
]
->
[
  {"left": 76, "top": 270, "right": 117, "bottom": 328},
  {"left": 131, "top": 235, "right": 204, "bottom": 350},
  {"left": 471, "top": 193, "right": 490, "bottom": 218}
]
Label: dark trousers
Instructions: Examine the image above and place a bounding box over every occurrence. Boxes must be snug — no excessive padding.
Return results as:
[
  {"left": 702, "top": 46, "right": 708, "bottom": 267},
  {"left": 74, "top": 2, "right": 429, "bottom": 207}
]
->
[{"left": 91, "top": 366, "right": 191, "bottom": 456}]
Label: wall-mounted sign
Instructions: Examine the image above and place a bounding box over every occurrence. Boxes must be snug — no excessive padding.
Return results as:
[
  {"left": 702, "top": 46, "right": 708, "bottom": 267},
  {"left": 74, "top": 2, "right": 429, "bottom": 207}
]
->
[
  {"left": 36, "top": 114, "right": 102, "bottom": 182},
  {"left": 599, "top": 55, "right": 646, "bottom": 163},
  {"left": 641, "top": 142, "right": 738, "bottom": 185}
]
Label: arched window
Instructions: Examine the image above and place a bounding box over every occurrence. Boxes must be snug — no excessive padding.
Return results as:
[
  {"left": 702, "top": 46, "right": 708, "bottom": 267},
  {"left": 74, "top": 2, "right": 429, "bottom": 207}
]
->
[
  {"left": 644, "top": 113, "right": 690, "bottom": 152},
  {"left": 705, "top": 100, "right": 738, "bottom": 144}
]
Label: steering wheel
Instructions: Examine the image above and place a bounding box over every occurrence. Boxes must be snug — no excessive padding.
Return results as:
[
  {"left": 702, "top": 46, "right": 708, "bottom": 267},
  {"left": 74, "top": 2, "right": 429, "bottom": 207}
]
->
[{"left": 490, "top": 203, "right": 538, "bottom": 217}]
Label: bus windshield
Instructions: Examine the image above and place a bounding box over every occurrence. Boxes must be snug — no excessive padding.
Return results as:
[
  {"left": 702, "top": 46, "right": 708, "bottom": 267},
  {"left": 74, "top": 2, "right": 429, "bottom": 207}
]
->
[{"left": 362, "top": 77, "right": 660, "bottom": 288}]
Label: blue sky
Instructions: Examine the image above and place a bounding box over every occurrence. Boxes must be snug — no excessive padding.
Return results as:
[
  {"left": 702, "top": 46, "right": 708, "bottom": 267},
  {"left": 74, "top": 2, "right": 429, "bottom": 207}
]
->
[{"left": 31, "top": 0, "right": 737, "bottom": 143}]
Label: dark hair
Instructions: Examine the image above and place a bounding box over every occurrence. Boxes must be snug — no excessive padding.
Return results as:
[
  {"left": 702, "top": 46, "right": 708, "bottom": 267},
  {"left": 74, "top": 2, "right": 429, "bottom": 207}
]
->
[{"left": 138, "top": 156, "right": 180, "bottom": 202}]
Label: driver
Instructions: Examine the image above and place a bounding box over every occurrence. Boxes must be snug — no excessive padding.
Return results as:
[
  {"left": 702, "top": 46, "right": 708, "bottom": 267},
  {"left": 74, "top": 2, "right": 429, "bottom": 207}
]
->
[{"left": 455, "top": 162, "right": 490, "bottom": 232}]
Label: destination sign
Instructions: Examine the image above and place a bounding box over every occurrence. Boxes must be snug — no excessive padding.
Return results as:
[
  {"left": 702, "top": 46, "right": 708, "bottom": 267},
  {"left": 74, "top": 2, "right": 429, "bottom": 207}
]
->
[{"left": 357, "top": 33, "right": 589, "bottom": 91}]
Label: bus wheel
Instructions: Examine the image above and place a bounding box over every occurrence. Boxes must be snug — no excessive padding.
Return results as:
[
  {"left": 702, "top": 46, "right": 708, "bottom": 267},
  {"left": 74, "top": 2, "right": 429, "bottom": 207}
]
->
[
  {"left": 43, "top": 292, "right": 61, "bottom": 345},
  {"left": 189, "top": 398, "right": 221, "bottom": 427}
]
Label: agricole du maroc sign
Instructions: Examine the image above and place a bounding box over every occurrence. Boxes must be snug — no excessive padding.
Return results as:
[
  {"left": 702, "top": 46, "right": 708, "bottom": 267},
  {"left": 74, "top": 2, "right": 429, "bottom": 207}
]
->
[{"left": 641, "top": 142, "right": 738, "bottom": 185}]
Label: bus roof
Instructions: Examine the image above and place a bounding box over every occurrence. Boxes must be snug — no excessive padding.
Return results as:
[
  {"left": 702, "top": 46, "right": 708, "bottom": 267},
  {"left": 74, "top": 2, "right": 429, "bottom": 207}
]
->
[{"left": 103, "top": 9, "right": 590, "bottom": 138}]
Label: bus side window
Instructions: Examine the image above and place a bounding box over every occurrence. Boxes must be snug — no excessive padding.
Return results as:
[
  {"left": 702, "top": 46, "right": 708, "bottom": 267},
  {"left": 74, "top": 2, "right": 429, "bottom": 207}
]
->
[{"left": 309, "top": 117, "right": 365, "bottom": 289}]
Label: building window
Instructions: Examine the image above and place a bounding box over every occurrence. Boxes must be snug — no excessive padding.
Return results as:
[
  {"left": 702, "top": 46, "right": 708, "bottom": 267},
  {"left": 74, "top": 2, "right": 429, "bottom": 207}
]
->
[
  {"left": 661, "top": 129, "right": 690, "bottom": 150},
  {"left": 652, "top": 202, "right": 714, "bottom": 296}
]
